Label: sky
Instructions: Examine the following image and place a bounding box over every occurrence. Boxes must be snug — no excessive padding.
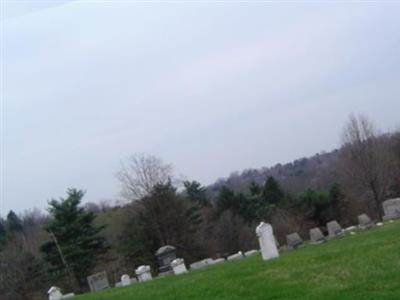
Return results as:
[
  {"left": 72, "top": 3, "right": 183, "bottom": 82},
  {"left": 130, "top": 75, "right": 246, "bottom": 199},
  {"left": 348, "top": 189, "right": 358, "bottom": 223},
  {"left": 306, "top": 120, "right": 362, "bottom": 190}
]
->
[{"left": 1, "top": 0, "right": 400, "bottom": 215}]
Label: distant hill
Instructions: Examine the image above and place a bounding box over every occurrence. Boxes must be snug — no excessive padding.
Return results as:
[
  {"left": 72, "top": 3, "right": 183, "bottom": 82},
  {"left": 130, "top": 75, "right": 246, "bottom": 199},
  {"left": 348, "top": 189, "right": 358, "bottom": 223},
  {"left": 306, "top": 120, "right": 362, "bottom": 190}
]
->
[{"left": 208, "top": 149, "right": 340, "bottom": 196}]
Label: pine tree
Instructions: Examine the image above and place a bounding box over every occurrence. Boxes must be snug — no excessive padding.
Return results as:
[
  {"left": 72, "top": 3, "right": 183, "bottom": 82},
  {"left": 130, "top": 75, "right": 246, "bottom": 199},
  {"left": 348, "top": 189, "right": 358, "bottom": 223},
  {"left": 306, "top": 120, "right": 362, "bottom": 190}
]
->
[
  {"left": 262, "top": 176, "right": 284, "bottom": 205},
  {"left": 40, "top": 189, "right": 108, "bottom": 290},
  {"left": 216, "top": 186, "right": 236, "bottom": 213},
  {"left": 0, "top": 219, "right": 6, "bottom": 246},
  {"left": 183, "top": 180, "right": 208, "bottom": 207},
  {"left": 249, "top": 181, "right": 261, "bottom": 196},
  {"left": 6, "top": 210, "right": 23, "bottom": 233}
]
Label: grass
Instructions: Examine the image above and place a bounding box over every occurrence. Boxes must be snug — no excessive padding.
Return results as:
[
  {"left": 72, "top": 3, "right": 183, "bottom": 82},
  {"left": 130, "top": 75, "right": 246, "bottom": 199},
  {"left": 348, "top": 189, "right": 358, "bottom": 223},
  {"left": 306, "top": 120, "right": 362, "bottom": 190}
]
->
[{"left": 76, "top": 221, "right": 400, "bottom": 300}]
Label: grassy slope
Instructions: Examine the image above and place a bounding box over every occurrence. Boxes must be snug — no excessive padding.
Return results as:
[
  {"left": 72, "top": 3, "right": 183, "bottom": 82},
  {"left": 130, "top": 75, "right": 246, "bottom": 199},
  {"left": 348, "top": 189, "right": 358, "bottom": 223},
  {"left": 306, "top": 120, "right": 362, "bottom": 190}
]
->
[{"left": 77, "top": 221, "right": 400, "bottom": 300}]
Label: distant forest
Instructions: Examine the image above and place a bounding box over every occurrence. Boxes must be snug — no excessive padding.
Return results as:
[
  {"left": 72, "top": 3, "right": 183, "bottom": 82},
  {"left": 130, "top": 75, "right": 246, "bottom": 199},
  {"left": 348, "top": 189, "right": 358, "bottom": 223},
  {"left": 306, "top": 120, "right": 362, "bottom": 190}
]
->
[
  {"left": 208, "top": 149, "right": 339, "bottom": 197},
  {"left": 1, "top": 114, "right": 399, "bottom": 300}
]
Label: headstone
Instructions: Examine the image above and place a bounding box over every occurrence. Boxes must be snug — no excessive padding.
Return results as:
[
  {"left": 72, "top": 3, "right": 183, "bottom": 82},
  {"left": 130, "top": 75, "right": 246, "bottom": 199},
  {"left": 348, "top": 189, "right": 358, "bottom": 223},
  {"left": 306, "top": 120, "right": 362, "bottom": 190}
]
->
[
  {"left": 48, "top": 287, "right": 62, "bottom": 300},
  {"left": 62, "top": 294, "right": 75, "bottom": 299},
  {"left": 202, "top": 258, "right": 214, "bottom": 265},
  {"left": 327, "top": 220, "right": 344, "bottom": 238},
  {"left": 121, "top": 274, "right": 132, "bottom": 287},
  {"left": 135, "top": 265, "right": 152, "bottom": 282},
  {"left": 190, "top": 260, "right": 207, "bottom": 270},
  {"left": 190, "top": 258, "right": 213, "bottom": 270},
  {"left": 286, "top": 232, "right": 303, "bottom": 249},
  {"left": 210, "top": 258, "right": 225, "bottom": 265},
  {"left": 115, "top": 282, "right": 122, "bottom": 288},
  {"left": 309, "top": 227, "right": 325, "bottom": 244},
  {"left": 358, "top": 214, "right": 374, "bottom": 229},
  {"left": 155, "top": 245, "right": 176, "bottom": 275},
  {"left": 171, "top": 258, "right": 187, "bottom": 275},
  {"left": 227, "top": 251, "right": 244, "bottom": 261},
  {"left": 256, "top": 222, "right": 279, "bottom": 261},
  {"left": 344, "top": 226, "right": 357, "bottom": 232},
  {"left": 376, "top": 222, "right": 383, "bottom": 226},
  {"left": 382, "top": 198, "right": 400, "bottom": 221},
  {"left": 87, "top": 271, "right": 109, "bottom": 292},
  {"left": 244, "top": 249, "right": 259, "bottom": 257}
]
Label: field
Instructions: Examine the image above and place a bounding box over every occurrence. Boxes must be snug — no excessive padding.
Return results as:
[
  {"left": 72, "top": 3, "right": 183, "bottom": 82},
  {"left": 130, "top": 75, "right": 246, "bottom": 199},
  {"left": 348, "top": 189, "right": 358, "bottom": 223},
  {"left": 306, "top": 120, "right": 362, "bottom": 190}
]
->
[{"left": 76, "top": 221, "right": 400, "bottom": 300}]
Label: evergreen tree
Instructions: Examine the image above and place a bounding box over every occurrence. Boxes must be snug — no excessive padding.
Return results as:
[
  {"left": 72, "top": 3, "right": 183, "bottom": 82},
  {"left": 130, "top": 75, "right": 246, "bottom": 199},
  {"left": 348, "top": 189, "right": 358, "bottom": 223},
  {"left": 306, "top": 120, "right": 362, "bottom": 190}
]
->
[
  {"left": 6, "top": 210, "right": 23, "bottom": 233},
  {"left": 249, "top": 181, "right": 261, "bottom": 196},
  {"left": 216, "top": 186, "right": 236, "bottom": 213},
  {"left": 328, "top": 183, "right": 345, "bottom": 221},
  {"left": 40, "top": 189, "right": 108, "bottom": 290},
  {"left": 183, "top": 180, "right": 208, "bottom": 207},
  {"left": 297, "top": 184, "right": 345, "bottom": 226},
  {"left": 0, "top": 219, "right": 6, "bottom": 246},
  {"left": 329, "top": 183, "right": 344, "bottom": 205},
  {"left": 120, "top": 182, "right": 205, "bottom": 267},
  {"left": 262, "top": 176, "right": 284, "bottom": 205}
]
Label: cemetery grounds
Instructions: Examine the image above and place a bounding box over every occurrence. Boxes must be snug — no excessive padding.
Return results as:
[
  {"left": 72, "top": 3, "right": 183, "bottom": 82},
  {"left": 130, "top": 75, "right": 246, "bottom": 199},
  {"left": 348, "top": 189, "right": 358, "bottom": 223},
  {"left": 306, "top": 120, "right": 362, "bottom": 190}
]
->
[{"left": 76, "top": 220, "right": 400, "bottom": 300}]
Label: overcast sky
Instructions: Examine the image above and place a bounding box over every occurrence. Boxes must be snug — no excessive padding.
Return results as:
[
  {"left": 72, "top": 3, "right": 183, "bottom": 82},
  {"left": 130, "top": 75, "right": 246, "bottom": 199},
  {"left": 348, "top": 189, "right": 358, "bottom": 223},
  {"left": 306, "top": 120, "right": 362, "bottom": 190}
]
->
[{"left": 2, "top": 1, "right": 400, "bottom": 215}]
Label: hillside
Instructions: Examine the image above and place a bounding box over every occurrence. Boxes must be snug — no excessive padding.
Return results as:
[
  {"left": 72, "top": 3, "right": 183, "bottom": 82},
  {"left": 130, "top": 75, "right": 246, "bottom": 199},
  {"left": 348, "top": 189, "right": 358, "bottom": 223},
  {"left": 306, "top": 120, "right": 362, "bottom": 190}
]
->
[
  {"left": 208, "top": 149, "right": 340, "bottom": 196},
  {"left": 76, "top": 221, "right": 400, "bottom": 300}
]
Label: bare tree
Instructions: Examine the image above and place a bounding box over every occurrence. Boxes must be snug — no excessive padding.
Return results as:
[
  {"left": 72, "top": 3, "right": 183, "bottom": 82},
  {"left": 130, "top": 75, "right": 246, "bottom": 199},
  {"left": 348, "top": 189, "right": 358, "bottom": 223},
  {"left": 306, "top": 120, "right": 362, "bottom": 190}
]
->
[
  {"left": 339, "top": 114, "right": 395, "bottom": 219},
  {"left": 117, "top": 153, "right": 174, "bottom": 201}
]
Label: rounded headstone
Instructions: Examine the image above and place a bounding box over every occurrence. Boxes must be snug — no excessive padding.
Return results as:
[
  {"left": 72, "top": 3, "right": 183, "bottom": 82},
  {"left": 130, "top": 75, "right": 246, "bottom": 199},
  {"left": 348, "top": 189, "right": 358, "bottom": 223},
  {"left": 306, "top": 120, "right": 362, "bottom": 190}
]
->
[
  {"left": 309, "top": 227, "right": 325, "bottom": 244},
  {"left": 48, "top": 286, "right": 62, "bottom": 300},
  {"left": 358, "top": 213, "right": 373, "bottom": 229},
  {"left": 286, "top": 232, "right": 303, "bottom": 249},
  {"left": 256, "top": 222, "right": 279, "bottom": 261},
  {"left": 121, "top": 274, "right": 131, "bottom": 286},
  {"left": 327, "top": 220, "right": 344, "bottom": 238},
  {"left": 155, "top": 245, "right": 176, "bottom": 256}
]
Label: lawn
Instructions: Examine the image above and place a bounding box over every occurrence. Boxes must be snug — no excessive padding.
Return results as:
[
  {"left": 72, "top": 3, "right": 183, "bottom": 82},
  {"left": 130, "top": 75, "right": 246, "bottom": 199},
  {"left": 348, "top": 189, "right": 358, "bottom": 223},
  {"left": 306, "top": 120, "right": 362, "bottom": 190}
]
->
[{"left": 76, "top": 221, "right": 400, "bottom": 300}]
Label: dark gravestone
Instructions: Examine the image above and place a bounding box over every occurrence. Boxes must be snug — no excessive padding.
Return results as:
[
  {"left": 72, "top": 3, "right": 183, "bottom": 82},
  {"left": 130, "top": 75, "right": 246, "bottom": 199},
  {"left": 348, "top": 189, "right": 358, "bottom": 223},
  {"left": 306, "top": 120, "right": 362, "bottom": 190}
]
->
[
  {"left": 155, "top": 245, "right": 176, "bottom": 274},
  {"left": 286, "top": 232, "right": 303, "bottom": 249}
]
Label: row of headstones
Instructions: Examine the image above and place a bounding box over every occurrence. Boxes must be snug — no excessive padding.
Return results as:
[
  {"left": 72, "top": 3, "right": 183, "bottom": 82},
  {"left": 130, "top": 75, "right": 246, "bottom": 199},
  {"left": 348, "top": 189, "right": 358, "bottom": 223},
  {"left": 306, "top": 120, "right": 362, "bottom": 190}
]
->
[
  {"left": 48, "top": 198, "right": 400, "bottom": 299},
  {"left": 286, "top": 214, "right": 375, "bottom": 250},
  {"left": 48, "top": 250, "right": 262, "bottom": 299},
  {"left": 116, "top": 249, "right": 262, "bottom": 286}
]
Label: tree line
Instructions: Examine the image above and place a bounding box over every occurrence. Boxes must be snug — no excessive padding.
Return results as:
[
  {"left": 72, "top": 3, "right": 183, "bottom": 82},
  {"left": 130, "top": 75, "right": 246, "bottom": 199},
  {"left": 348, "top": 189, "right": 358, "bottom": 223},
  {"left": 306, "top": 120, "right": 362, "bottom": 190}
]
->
[{"left": 1, "top": 114, "right": 399, "bottom": 299}]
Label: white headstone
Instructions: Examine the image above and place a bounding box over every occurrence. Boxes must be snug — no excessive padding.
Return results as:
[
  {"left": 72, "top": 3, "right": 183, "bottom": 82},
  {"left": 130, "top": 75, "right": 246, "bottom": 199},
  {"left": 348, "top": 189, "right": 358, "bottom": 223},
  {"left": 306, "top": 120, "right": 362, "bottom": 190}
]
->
[
  {"left": 48, "top": 286, "right": 62, "bottom": 300},
  {"left": 344, "top": 226, "right": 357, "bottom": 232},
  {"left": 244, "top": 249, "right": 259, "bottom": 257},
  {"left": 255, "top": 222, "right": 279, "bottom": 261},
  {"left": 227, "top": 251, "right": 243, "bottom": 261},
  {"left": 210, "top": 258, "right": 225, "bottom": 265},
  {"left": 135, "top": 265, "right": 152, "bottom": 282},
  {"left": 121, "top": 274, "right": 131, "bottom": 286},
  {"left": 171, "top": 258, "right": 187, "bottom": 275},
  {"left": 190, "top": 258, "right": 214, "bottom": 270}
]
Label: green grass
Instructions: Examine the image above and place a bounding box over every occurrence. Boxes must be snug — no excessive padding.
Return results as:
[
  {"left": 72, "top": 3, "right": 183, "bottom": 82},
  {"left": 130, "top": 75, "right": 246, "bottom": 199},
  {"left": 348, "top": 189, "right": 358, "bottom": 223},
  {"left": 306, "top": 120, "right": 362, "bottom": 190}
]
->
[{"left": 77, "top": 221, "right": 400, "bottom": 300}]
